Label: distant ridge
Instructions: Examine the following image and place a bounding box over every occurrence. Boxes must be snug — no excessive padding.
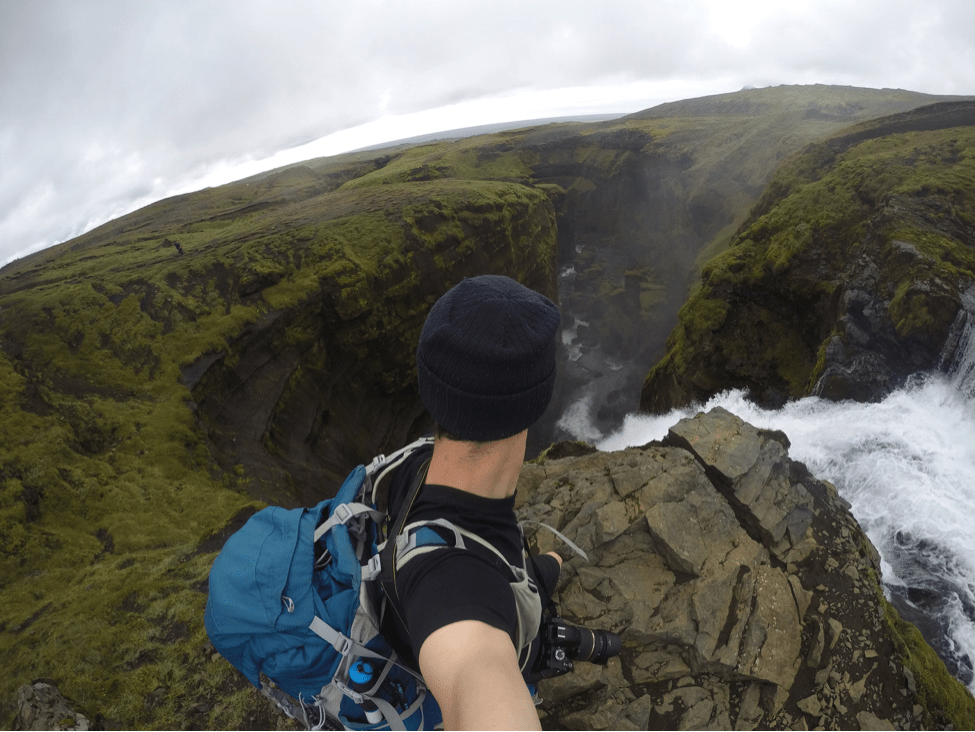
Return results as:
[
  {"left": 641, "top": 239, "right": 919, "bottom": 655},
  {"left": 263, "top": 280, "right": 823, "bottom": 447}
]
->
[
  {"left": 348, "top": 113, "right": 626, "bottom": 152},
  {"left": 627, "top": 83, "right": 975, "bottom": 120}
]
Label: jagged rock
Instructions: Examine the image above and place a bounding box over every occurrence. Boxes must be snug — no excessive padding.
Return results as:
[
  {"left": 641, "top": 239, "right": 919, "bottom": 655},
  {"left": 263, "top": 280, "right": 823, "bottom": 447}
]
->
[
  {"left": 518, "top": 407, "right": 974, "bottom": 730},
  {"left": 735, "top": 682, "right": 764, "bottom": 730},
  {"left": 664, "top": 407, "right": 817, "bottom": 564},
  {"left": 797, "top": 692, "right": 822, "bottom": 716},
  {"left": 806, "top": 616, "right": 826, "bottom": 668},
  {"left": 13, "top": 683, "right": 92, "bottom": 731},
  {"left": 857, "top": 710, "right": 896, "bottom": 730}
]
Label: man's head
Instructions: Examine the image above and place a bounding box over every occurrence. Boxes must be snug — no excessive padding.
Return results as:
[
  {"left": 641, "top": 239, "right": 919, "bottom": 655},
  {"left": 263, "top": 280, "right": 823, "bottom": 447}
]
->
[{"left": 417, "top": 275, "right": 561, "bottom": 443}]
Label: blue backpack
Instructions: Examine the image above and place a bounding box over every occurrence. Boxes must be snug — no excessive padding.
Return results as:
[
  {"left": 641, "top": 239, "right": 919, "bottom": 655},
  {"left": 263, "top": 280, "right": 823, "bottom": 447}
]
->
[{"left": 205, "top": 437, "right": 443, "bottom": 730}]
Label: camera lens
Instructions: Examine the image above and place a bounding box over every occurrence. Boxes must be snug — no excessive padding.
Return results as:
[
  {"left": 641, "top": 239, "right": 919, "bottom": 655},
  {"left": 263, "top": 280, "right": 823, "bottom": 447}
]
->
[{"left": 561, "top": 624, "right": 623, "bottom": 664}]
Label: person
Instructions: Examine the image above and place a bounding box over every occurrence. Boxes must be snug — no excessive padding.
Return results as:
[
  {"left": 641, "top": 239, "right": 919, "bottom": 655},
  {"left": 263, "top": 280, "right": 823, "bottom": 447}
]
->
[{"left": 380, "top": 274, "right": 564, "bottom": 730}]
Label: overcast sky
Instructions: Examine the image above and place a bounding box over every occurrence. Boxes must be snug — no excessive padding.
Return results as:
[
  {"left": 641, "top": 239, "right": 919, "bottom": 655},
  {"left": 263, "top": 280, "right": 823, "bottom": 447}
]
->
[{"left": 2, "top": 0, "right": 974, "bottom": 267}]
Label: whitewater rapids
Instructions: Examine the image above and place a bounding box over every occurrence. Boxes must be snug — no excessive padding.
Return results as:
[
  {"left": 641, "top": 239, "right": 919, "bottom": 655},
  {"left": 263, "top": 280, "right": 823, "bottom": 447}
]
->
[{"left": 589, "top": 321, "right": 975, "bottom": 692}]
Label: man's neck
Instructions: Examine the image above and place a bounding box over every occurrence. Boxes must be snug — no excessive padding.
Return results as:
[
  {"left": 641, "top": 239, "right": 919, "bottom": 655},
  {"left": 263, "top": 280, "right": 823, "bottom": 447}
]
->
[{"left": 424, "top": 430, "right": 528, "bottom": 500}]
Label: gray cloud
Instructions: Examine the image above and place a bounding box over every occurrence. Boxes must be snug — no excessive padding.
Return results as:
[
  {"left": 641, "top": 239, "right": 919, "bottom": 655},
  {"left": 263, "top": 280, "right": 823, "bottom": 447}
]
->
[{"left": 2, "top": 0, "right": 974, "bottom": 265}]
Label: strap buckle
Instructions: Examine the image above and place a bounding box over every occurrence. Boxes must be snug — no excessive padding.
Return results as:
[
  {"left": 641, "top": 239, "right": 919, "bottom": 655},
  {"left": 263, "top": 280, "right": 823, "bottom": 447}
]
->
[
  {"left": 332, "top": 503, "right": 354, "bottom": 525},
  {"left": 363, "top": 554, "right": 382, "bottom": 581}
]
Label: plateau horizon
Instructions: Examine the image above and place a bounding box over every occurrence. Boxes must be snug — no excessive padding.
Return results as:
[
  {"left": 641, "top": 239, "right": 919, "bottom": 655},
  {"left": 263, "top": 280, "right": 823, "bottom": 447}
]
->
[{"left": 1, "top": 80, "right": 731, "bottom": 268}]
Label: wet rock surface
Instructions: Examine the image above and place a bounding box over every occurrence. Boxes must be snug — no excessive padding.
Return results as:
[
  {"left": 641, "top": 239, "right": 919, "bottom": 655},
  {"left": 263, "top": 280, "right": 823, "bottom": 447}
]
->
[{"left": 517, "top": 407, "right": 974, "bottom": 730}]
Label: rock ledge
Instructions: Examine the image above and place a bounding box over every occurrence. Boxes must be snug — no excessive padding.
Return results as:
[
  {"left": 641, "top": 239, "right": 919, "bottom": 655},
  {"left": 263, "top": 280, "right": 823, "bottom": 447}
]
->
[{"left": 517, "top": 407, "right": 975, "bottom": 730}]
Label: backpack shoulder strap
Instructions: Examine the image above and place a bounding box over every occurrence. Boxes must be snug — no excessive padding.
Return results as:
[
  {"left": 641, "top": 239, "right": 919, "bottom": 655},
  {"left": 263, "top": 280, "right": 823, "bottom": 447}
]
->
[
  {"left": 369, "top": 436, "right": 435, "bottom": 507},
  {"left": 389, "top": 518, "right": 544, "bottom": 667},
  {"left": 378, "top": 457, "right": 430, "bottom": 629}
]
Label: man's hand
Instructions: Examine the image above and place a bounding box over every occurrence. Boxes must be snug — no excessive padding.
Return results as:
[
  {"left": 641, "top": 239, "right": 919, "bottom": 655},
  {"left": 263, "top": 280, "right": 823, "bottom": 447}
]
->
[{"left": 418, "top": 620, "right": 541, "bottom": 730}]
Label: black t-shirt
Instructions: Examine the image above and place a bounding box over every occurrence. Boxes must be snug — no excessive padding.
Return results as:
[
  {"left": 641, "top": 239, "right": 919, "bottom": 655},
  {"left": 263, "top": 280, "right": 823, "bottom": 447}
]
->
[{"left": 381, "top": 445, "right": 559, "bottom": 671}]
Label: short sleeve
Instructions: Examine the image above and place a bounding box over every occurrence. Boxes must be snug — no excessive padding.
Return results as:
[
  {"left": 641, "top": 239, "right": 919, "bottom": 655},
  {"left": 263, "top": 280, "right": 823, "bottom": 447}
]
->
[{"left": 396, "top": 547, "right": 519, "bottom": 654}]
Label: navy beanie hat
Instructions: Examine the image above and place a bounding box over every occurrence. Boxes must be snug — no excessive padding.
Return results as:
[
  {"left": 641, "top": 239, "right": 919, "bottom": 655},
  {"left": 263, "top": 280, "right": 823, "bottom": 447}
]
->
[{"left": 417, "top": 275, "right": 561, "bottom": 442}]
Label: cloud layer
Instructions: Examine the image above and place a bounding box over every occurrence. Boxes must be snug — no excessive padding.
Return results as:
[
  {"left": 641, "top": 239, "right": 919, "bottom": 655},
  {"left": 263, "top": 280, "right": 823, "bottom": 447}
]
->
[{"left": 2, "top": 0, "right": 974, "bottom": 265}]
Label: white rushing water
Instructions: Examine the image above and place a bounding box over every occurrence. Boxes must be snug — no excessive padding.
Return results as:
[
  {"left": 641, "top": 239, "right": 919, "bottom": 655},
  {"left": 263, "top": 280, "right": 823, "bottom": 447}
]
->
[{"left": 591, "top": 315, "right": 975, "bottom": 691}]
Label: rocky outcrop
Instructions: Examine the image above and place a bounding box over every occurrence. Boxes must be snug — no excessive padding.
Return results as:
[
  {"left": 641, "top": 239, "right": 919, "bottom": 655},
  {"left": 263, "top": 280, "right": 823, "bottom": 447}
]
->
[
  {"left": 517, "top": 408, "right": 975, "bottom": 730},
  {"left": 12, "top": 683, "right": 93, "bottom": 731},
  {"left": 5, "top": 408, "right": 973, "bottom": 729}
]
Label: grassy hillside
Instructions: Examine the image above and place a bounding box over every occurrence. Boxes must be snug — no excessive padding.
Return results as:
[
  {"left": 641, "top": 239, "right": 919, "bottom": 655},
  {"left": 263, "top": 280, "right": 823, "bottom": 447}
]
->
[
  {"left": 0, "top": 168, "right": 558, "bottom": 727},
  {"left": 643, "top": 102, "right": 975, "bottom": 411}
]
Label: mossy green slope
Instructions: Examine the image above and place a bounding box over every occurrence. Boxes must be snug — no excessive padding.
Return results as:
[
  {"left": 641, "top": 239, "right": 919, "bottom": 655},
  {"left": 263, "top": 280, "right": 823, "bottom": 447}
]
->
[
  {"left": 0, "top": 159, "right": 558, "bottom": 727},
  {"left": 877, "top": 584, "right": 975, "bottom": 729},
  {"left": 643, "top": 102, "right": 975, "bottom": 411}
]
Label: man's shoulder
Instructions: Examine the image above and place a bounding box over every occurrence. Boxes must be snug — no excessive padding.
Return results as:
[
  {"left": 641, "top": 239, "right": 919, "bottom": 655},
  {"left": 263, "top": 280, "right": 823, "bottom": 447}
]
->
[{"left": 384, "top": 443, "right": 433, "bottom": 515}]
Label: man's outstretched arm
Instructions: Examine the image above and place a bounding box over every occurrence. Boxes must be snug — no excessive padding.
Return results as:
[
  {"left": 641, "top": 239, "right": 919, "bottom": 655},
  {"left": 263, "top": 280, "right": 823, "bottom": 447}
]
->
[{"left": 418, "top": 619, "right": 541, "bottom": 731}]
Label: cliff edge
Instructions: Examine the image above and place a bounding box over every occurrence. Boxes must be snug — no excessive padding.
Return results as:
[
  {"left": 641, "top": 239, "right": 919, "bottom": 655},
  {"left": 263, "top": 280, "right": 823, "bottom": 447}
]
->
[
  {"left": 11, "top": 408, "right": 973, "bottom": 730},
  {"left": 643, "top": 102, "right": 975, "bottom": 412},
  {"left": 519, "top": 407, "right": 975, "bottom": 730}
]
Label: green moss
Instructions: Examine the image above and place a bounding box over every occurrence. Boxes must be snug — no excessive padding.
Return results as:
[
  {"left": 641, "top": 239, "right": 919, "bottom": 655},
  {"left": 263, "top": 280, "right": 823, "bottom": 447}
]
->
[
  {"left": 681, "top": 297, "right": 729, "bottom": 341},
  {"left": 649, "top": 122, "right": 975, "bottom": 409},
  {"left": 768, "top": 326, "right": 815, "bottom": 396},
  {"left": 0, "top": 140, "right": 561, "bottom": 725},
  {"left": 337, "top": 135, "right": 536, "bottom": 190},
  {"left": 875, "top": 582, "right": 975, "bottom": 729},
  {"left": 806, "top": 337, "right": 833, "bottom": 392}
]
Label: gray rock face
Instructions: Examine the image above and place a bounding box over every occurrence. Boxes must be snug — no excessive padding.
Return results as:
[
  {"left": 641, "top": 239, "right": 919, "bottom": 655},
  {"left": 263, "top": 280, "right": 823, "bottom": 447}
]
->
[
  {"left": 13, "top": 683, "right": 92, "bottom": 731},
  {"left": 516, "top": 407, "right": 970, "bottom": 730}
]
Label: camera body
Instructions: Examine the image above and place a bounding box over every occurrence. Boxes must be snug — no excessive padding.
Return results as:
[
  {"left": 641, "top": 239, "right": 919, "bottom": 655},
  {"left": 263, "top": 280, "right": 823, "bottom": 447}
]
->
[{"left": 525, "top": 613, "right": 622, "bottom": 683}]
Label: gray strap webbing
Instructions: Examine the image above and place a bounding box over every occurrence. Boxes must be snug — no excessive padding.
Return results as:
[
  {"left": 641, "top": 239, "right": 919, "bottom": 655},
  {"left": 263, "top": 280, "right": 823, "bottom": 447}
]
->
[
  {"left": 314, "top": 503, "right": 385, "bottom": 543},
  {"left": 331, "top": 654, "right": 428, "bottom": 731},
  {"left": 362, "top": 553, "right": 383, "bottom": 582},
  {"left": 519, "top": 519, "right": 589, "bottom": 561},
  {"left": 308, "top": 616, "right": 386, "bottom": 664},
  {"left": 394, "top": 517, "right": 468, "bottom": 558},
  {"left": 366, "top": 436, "right": 435, "bottom": 477},
  {"left": 393, "top": 518, "right": 532, "bottom": 573},
  {"left": 396, "top": 519, "right": 527, "bottom": 568},
  {"left": 373, "top": 696, "right": 407, "bottom": 731},
  {"left": 362, "top": 655, "right": 425, "bottom": 732},
  {"left": 370, "top": 676, "right": 426, "bottom": 731},
  {"left": 368, "top": 436, "right": 435, "bottom": 504},
  {"left": 392, "top": 518, "right": 543, "bottom": 655}
]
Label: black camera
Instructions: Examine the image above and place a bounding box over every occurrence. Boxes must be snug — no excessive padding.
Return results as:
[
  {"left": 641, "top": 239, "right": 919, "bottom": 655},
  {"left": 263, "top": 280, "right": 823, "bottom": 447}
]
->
[{"left": 526, "top": 614, "right": 622, "bottom": 683}]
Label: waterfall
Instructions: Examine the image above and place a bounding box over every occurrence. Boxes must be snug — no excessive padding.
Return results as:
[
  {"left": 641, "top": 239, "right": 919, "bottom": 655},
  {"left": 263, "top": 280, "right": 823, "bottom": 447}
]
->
[
  {"left": 594, "top": 297, "right": 975, "bottom": 691},
  {"left": 943, "top": 302, "right": 975, "bottom": 397}
]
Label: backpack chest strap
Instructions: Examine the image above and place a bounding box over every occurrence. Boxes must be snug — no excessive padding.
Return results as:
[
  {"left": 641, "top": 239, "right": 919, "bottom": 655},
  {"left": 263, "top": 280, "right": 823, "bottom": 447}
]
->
[{"left": 314, "top": 502, "right": 385, "bottom": 543}]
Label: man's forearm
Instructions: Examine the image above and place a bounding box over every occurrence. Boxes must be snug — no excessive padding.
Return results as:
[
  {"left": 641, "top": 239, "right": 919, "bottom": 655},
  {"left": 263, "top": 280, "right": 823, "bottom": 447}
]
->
[{"left": 419, "top": 620, "right": 541, "bottom": 730}]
